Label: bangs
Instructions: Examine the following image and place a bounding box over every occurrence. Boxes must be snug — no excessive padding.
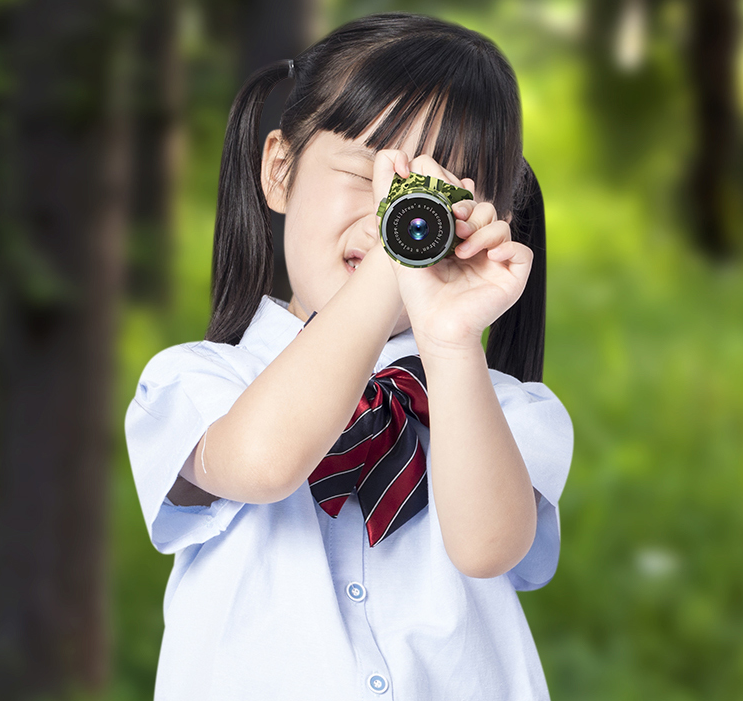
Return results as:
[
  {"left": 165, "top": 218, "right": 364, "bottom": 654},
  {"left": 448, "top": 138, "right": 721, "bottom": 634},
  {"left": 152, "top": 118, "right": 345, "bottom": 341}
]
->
[{"left": 316, "top": 33, "right": 522, "bottom": 212}]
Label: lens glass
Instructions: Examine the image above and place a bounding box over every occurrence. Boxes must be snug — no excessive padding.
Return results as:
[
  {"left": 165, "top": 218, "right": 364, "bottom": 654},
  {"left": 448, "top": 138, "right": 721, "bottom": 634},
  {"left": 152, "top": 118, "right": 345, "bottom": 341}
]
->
[
  {"left": 408, "top": 218, "right": 428, "bottom": 241},
  {"left": 383, "top": 194, "right": 451, "bottom": 263}
]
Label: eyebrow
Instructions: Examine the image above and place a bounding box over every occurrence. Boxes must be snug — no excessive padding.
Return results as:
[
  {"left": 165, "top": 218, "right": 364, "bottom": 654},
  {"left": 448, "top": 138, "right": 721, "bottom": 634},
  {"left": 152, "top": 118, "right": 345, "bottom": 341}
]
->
[{"left": 336, "top": 145, "right": 376, "bottom": 163}]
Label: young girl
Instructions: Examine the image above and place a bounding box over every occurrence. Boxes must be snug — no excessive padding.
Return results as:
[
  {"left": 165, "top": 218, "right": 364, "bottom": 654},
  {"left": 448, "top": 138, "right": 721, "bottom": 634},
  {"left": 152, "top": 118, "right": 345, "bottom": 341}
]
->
[{"left": 126, "top": 12, "right": 572, "bottom": 700}]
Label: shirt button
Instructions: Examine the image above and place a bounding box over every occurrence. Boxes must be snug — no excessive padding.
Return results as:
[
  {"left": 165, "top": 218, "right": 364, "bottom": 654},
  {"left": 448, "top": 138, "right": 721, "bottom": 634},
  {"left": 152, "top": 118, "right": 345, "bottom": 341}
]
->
[
  {"left": 367, "top": 674, "right": 389, "bottom": 694},
  {"left": 346, "top": 582, "right": 367, "bottom": 602}
]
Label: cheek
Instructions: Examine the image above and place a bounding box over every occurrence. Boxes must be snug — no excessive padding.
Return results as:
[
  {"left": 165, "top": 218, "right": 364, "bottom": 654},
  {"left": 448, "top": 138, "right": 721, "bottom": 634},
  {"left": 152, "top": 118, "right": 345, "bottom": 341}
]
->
[
  {"left": 286, "top": 187, "right": 369, "bottom": 252},
  {"left": 325, "top": 195, "right": 363, "bottom": 236},
  {"left": 283, "top": 194, "right": 323, "bottom": 258}
]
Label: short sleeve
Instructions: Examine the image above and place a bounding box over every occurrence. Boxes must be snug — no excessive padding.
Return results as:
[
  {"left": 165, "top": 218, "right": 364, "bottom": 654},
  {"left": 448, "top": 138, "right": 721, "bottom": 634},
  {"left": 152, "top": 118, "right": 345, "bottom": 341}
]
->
[
  {"left": 125, "top": 341, "right": 264, "bottom": 554},
  {"left": 488, "top": 370, "right": 573, "bottom": 591}
]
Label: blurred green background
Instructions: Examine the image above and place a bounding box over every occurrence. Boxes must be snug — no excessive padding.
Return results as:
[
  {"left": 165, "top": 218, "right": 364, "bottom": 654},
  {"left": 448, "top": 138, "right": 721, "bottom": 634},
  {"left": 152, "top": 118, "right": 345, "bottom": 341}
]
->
[{"left": 1, "top": 0, "right": 741, "bottom": 700}]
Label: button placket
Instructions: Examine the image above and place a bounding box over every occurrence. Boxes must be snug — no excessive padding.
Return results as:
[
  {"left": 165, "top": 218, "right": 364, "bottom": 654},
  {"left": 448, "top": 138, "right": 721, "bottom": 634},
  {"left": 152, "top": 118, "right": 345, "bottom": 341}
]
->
[{"left": 324, "top": 492, "right": 393, "bottom": 699}]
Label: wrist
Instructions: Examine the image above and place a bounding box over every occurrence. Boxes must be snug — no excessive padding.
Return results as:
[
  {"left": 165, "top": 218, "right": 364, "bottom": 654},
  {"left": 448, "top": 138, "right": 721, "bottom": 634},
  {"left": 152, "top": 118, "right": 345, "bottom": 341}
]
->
[
  {"left": 412, "top": 323, "right": 486, "bottom": 361},
  {"left": 417, "top": 336, "right": 486, "bottom": 367},
  {"left": 339, "top": 242, "right": 403, "bottom": 327},
  {"left": 358, "top": 243, "right": 403, "bottom": 298}
]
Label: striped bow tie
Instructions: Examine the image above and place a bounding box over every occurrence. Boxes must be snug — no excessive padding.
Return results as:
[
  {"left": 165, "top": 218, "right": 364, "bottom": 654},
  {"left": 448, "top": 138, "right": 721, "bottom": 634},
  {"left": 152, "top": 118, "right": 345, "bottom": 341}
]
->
[{"left": 308, "top": 355, "right": 430, "bottom": 546}]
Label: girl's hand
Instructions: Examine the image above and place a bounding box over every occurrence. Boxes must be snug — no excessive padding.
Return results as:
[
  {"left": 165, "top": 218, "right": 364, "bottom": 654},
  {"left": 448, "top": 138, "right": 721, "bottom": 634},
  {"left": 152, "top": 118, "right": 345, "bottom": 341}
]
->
[{"left": 373, "top": 151, "right": 533, "bottom": 355}]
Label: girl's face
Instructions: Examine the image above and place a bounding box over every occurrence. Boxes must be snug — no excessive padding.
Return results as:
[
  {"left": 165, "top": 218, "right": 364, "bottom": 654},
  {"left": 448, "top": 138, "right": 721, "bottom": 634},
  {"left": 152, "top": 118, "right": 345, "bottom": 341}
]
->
[{"left": 262, "top": 113, "right": 445, "bottom": 337}]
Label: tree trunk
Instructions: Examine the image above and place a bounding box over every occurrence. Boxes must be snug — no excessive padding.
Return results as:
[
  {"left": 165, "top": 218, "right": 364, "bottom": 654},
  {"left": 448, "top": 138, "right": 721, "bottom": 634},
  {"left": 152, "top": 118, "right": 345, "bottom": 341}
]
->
[
  {"left": 0, "top": 0, "right": 132, "bottom": 697},
  {"left": 686, "top": 0, "right": 741, "bottom": 258},
  {"left": 128, "top": 0, "right": 185, "bottom": 305}
]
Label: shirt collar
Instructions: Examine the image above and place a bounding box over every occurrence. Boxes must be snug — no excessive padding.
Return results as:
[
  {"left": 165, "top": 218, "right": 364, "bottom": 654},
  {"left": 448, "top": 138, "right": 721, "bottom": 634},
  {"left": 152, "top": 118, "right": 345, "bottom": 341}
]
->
[{"left": 238, "top": 295, "right": 419, "bottom": 371}]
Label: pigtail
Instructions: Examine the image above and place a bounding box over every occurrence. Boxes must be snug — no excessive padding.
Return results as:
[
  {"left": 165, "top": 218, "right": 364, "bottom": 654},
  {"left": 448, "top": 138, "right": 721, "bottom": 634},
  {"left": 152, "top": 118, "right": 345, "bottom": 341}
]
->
[
  {"left": 485, "top": 161, "right": 546, "bottom": 383},
  {"left": 206, "top": 59, "right": 293, "bottom": 345}
]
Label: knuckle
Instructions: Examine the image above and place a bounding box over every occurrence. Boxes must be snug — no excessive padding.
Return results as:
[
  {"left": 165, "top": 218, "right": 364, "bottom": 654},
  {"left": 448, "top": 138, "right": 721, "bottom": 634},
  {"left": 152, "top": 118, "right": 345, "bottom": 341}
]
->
[
  {"left": 498, "top": 220, "right": 513, "bottom": 240},
  {"left": 515, "top": 242, "right": 533, "bottom": 260},
  {"left": 410, "top": 154, "right": 442, "bottom": 173},
  {"left": 487, "top": 231, "right": 506, "bottom": 248}
]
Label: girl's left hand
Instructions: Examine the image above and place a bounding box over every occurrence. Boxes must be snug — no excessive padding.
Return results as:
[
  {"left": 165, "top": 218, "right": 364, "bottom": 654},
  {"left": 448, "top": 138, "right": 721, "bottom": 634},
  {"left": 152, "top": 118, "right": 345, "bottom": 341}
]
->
[{"left": 383, "top": 154, "right": 533, "bottom": 355}]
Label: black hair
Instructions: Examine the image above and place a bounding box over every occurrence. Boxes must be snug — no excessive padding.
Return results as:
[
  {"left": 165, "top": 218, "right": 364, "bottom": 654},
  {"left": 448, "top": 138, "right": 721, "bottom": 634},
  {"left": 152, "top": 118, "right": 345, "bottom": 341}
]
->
[{"left": 207, "top": 12, "right": 546, "bottom": 382}]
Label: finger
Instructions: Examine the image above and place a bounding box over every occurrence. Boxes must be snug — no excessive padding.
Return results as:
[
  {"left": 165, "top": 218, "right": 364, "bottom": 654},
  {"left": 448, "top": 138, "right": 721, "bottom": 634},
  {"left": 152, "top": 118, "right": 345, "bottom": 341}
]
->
[
  {"left": 456, "top": 220, "right": 512, "bottom": 257},
  {"left": 373, "top": 149, "right": 411, "bottom": 207},
  {"left": 408, "top": 154, "right": 464, "bottom": 189},
  {"left": 456, "top": 201, "right": 501, "bottom": 239},
  {"left": 376, "top": 148, "right": 411, "bottom": 179},
  {"left": 452, "top": 199, "right": 477, "bottom": 221},
  {"left": 487, "top": 241, "right": 534, "bottom": 270},
  {"left": 461, "top": 177, "right": 476, "bottom": 194}
]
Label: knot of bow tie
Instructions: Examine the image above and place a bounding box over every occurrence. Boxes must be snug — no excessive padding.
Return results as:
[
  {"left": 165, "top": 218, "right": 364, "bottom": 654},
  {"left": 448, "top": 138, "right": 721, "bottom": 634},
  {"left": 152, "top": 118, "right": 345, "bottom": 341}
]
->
[{"left": 308, "top": 355, "right": 430, "bottom": 546}]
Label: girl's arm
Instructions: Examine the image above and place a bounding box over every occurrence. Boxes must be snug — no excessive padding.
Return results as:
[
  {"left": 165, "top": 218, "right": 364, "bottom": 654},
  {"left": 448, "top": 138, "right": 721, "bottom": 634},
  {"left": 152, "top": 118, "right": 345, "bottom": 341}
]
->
[
  {"left": 178, "top": 243, "right": 404, "bottom": 504},
  {"left": 421, "top": 342, "right": 537, "bottom": 579}
]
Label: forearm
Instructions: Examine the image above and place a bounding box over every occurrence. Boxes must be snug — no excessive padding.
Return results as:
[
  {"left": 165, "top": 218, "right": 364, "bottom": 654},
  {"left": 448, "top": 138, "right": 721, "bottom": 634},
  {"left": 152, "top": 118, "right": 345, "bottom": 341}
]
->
[
  {"left": 421, "top": 342, "right": 537, "bottom": 578},
  {"left": 183, "top": 244, "right": 404, "bottom": 503}
]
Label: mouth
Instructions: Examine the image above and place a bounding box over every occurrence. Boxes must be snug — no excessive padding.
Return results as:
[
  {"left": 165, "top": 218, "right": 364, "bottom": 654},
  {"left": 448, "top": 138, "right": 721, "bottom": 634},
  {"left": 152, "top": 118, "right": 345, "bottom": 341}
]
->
[{"left": 344, "top": 251, "right": 365, "bottom": 273}]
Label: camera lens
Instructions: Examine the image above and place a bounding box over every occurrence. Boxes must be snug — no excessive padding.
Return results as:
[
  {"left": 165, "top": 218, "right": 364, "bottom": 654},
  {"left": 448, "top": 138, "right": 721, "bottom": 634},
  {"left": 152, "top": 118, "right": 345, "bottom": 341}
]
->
[
  {"left": 408, "top": 217, "right": 429, "bottom": 241},
  {"left": 380, "top": 192, "right": 455, "bottom": 267}
]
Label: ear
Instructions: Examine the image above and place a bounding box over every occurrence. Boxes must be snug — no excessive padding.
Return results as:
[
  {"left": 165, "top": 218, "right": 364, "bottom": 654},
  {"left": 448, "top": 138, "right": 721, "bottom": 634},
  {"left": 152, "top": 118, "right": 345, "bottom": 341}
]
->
[{"left": 261, "top": 129, "right": 290, "bottom": 214}]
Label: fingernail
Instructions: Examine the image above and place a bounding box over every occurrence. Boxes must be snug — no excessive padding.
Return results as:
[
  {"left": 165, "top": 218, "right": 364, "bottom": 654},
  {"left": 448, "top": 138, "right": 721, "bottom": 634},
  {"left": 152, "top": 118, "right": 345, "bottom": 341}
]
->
[{"left": 458, "top": 241, "right": 470, "bottom": 251}]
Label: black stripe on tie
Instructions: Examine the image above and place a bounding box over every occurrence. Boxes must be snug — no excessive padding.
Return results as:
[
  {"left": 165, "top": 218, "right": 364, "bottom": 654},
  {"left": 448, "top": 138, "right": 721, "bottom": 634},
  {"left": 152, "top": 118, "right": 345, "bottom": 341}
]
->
[{"left": 309, "top": 463, "right": 364, "bottom": 504}]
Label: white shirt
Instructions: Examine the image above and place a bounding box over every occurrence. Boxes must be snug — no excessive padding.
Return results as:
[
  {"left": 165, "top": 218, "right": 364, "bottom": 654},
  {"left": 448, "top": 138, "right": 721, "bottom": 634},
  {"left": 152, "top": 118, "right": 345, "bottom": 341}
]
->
[{"left": 125, "top": 295, "right": 573, "bottom": 700}]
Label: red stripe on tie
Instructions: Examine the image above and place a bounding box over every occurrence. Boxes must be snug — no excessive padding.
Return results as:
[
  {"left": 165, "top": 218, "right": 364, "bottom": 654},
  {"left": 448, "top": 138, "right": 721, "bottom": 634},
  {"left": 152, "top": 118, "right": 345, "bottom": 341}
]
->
[
  {"left": 365, "top": 442, "right": 426, "bottom": 546},
  {"left": 316, "top": 495, "right": 350, "bottom": 518}
]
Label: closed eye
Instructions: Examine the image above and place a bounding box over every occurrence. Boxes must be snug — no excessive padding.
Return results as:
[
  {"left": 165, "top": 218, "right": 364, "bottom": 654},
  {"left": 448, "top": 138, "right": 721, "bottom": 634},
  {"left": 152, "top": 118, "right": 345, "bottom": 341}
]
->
[{"left": 339, "top": 170, "right": 372, "bottom": 183}]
